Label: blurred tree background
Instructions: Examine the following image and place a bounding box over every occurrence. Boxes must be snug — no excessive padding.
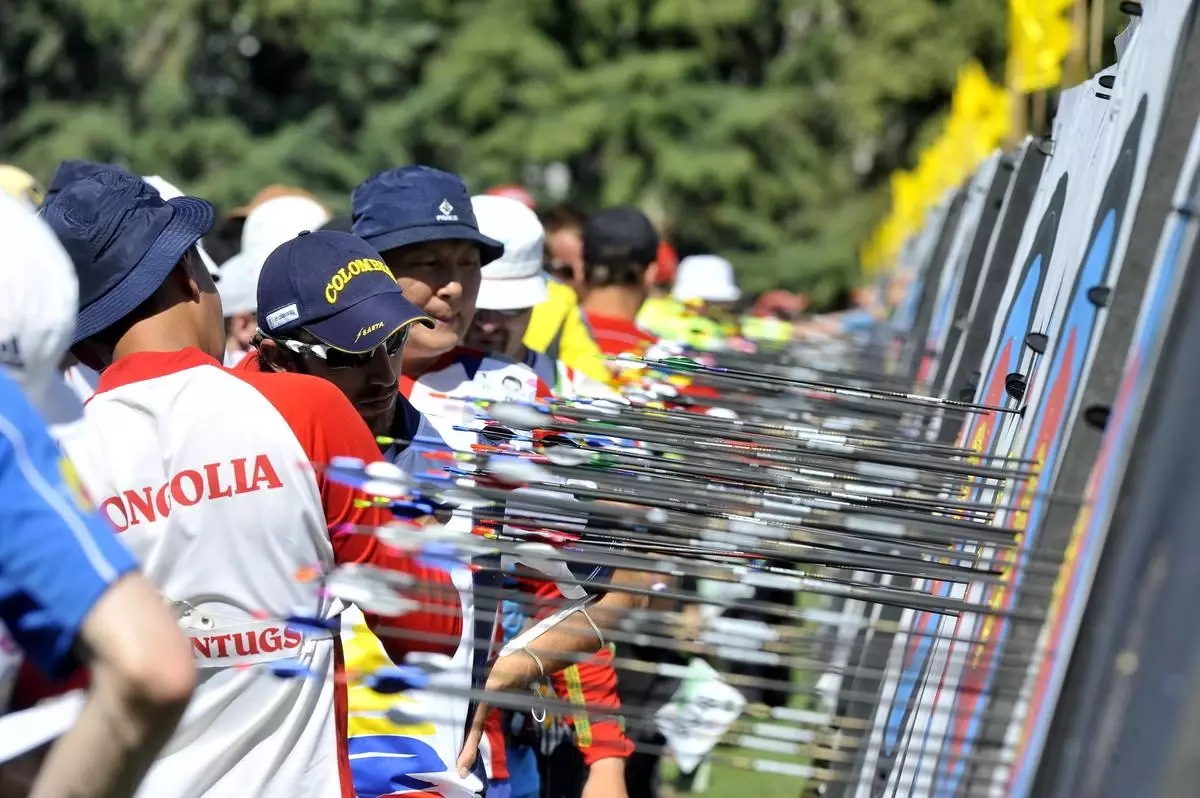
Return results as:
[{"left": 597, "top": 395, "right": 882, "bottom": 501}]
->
[{"left": 2, "top": 0, "right": 1109, "bottom": 302}]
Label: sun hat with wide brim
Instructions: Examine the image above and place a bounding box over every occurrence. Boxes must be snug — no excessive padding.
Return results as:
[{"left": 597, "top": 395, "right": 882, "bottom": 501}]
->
[
  {"left": 351, "top": 165, "right": 504, "bottom": 265},
  {"left": 41, "top": 169, "right": 215, "bottom": 345}
]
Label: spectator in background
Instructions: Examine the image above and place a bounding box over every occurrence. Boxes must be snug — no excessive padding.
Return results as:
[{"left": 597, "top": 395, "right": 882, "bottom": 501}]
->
[
  {"left": 216, "top": 255, "right": 258, "bottom": 367},
  {"left": 578, "top": 207, "right": 661, "bottom": 361},
  {"left": 522, "top": 207, "right": 613, "bottom": 386},
  {"left": 633, "top": 241, "right": 680, "bottom": 339},
  {"left": 0, "top": 165, "right": 45, "bottom": 210},
  {"left": 207, "top": 184, "right": 330, "bottom": 264},
  {"left": 742, "top": 290, "right": 807, "bottom": 343},
  {"left": 666, "top": 254, "right": 742, "bottom": 351},
  {"left": 485, "top": 184, "right": 537, "bottom": 210},
  {"left": 541, "top": 206, "right": 586, "bottom": 295},
  {"left": 469, "top": 195, "right": 631, "bottom": 798},
  {"left": 217, "top": 194, "right": 332, "bottom": 367},
  {"left": 467, "top": 195, "right": 616, "bottom": 400}
]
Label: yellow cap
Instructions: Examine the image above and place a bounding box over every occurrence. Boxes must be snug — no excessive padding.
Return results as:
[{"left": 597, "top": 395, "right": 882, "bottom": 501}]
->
[{"left": 0, "top": 165, "right": 45, "bottom": 210}]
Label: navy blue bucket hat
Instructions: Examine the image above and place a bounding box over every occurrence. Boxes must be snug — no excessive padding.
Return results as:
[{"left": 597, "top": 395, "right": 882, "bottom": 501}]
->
[
  {"left": 46, "top": 159, "right": 130, "bottom": 202},
  {"left": 351, "top": 165, "right": 504, "bottom": 265},
  {"left": 41, "top": 169, "right": 215, "bottom": 344}
]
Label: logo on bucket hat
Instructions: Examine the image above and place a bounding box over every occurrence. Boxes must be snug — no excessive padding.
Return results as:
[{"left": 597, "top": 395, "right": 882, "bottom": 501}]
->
[
  {"left": 41, "top": 169, "right": 215, "bottom": 345},
  {"left": 256, "top": 230, "right": 432, "bottom": 355},
  {"left": 350, "top": 165, "right": 504, "bottom": 265}
]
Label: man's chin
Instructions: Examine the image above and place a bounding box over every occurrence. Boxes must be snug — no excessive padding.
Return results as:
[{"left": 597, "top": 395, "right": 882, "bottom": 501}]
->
[
  {"left": 357, "top": 398, "right": 397, "bottom": 437},
  {"left": 464, "top": 335, "right": 507, "bottom": 353}
]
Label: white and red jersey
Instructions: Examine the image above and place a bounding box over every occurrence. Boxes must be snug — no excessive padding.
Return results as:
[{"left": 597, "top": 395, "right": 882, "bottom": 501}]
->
[
  {"left": 521, "top": 349, "right": 618, "bottom": 401},
  {"left": 394, "top": 347, "right": 552, "bottom": 788},
  {"left": 56, "top": 347, "right": 455, "bottom": 798},
  {"left": 401, "top": 346, "right": 551, "bottom": 452}
]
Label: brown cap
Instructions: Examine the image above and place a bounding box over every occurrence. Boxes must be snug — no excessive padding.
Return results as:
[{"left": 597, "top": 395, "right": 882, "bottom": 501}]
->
[{"left": 227, "top": 184, "right": 327, "bottom": 220}]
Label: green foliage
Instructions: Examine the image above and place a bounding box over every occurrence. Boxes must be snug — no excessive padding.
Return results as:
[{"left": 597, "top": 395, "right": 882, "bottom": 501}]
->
[{"left": 2, "top": 0, "right": 1085, "bottom": 300}]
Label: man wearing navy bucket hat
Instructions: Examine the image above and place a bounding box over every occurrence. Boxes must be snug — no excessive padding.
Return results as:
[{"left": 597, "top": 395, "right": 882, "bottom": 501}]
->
[
  {"left": 41, "top": 169, "right": 455, "bottom": 797},
  {"left": 43, "top": 170, "right": 222, "bottom": 365},
  {"left": 352, "top": 165, "right": 505, "bottom": 373}
]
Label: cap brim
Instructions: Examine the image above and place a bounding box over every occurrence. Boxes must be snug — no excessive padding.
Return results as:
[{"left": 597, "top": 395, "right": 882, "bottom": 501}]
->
[
  {"left": 476, "top": 273, "right": 549, "bottom": 311},
  {"left": 364, "top": 223, "right": 505, "bottom": 266},
  {"left": 304, "top": 290, "right": 434, "bottom": 354},
  {"left": 73, "top": 196, "right": 215, "bottom": 345}
]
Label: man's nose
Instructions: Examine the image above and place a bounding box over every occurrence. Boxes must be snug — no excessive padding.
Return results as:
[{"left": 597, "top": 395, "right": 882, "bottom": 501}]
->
[
  {"left": 438, "top": 277, "right": 463, "bottom": 301},
  {"left": 364, "top": 347, "right": 400, "bottom": 384}
]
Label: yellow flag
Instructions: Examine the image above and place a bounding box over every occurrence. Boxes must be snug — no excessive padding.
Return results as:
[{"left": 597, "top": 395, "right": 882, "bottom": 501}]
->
[{"left": 1009, "top": 0, "right": 1075, "bottom": 93}]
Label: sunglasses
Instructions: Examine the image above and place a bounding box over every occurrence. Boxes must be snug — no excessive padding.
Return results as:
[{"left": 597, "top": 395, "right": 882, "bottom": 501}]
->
[
  {"left": 270, "top": 326, "right": 410, "bottom": 370},
  {"left": 546, "top": 258, "right": 576, "bottom": 282}
]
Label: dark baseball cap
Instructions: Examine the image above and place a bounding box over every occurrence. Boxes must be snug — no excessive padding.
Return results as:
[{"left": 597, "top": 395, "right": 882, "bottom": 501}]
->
[
  {"left": 351, "top": 165, "right": 504, "bottom": 265},
  {"left": 583, "top": 206, "right": 660, "bottom": 268},
  {"left": 256, "top": 230, "right": 432, "bottom": 354},
  {"left": 42, "top": 169, "right": 214, "bottom": 345}
]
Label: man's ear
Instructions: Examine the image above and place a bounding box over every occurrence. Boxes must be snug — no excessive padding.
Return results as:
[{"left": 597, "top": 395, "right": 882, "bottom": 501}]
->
[
  {"left": 256, "top": 337, "right": 295, "bottom": 373},
  {"left": 643, "top": 261, "right": 661, "bottom": 291},
  {"left": 166, "top": 259, "right": 203, "bottom": 303}
]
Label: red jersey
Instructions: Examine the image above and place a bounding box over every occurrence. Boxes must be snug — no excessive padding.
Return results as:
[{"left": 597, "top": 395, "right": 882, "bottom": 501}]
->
[{"left": 583, "top": 313, "right": 658, "bottom": 357}]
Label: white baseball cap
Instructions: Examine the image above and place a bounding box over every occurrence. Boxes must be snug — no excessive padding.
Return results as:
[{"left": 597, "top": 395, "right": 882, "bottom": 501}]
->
[
  {"left": 672, "top": 254, "right": 742, "bottom": 303},
  {"left": 240, "top": 194, "right": 331, "bottom": 255},
  {"left": 217, "top": 251, "right": 259, "bottom": 318},
  {"left": 143, "top": 175, "right": 222, "bottom": 279},
  {"left": 216, "top": 195, "right": 332, "bottom": 319},
  {"left": 470, "top": 194, "right": 549, "bottom": 310},
  {"left": 0, "top": 193, "right": 80, "bottom": 412}
]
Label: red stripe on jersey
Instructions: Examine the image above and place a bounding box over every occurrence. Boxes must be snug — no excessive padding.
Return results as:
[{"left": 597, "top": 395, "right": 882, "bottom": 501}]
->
[{"left": 583, "top": 313, "right": 658, "bottom": 357}]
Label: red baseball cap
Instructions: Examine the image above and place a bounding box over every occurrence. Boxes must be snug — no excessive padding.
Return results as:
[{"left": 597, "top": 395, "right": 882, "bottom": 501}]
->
[
  {"left": 485, "top": 184, "right": 536, "bottom": 210},
  {"left": 653, "top": 241, "right": 678, "bottom": 285}
]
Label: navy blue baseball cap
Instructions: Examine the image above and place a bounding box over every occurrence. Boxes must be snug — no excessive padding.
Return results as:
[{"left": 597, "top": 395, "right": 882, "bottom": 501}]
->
[
  {"left": 42, "top": 169, "right": 215, "bottom": 345},
  {"left": 46, "top": 160, "right": 130, "bottom": 201},
  {"left": 351, "top": 165, "right": 504, "bottom": 265},
  {"left": 256, "top": 230, "right": 433, "bottom": 354}
]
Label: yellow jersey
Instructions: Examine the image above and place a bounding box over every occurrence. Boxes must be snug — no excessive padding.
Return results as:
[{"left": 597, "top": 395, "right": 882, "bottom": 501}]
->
[{"left": 523, "top": 277, "right": 612, "bottom": 384}]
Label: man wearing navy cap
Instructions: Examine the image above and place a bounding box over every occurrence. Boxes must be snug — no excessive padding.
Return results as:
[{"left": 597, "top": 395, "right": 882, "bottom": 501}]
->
[
  {"left": 42, "top": 169, "right": 455, "bottom": 798},
  {"left": 246, "top": 229, "right": 436, "bottom": 440}
]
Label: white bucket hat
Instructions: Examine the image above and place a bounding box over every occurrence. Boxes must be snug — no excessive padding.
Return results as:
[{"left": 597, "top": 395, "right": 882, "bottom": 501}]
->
[
  {"left": 470, "top": 194, "right": 549, "bottom": 311},
  {"left": 0, "top": 193, "right": 82, "bottom": 419},
  {"left": 672, "top": 254, "right": 742, "bottom": 303},
  {"left": 217, "top": 195, "right": 332, "bottom": 318}
]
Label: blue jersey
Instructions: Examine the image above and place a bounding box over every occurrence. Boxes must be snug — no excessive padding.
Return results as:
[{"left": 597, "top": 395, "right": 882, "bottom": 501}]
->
[{"left": 0, "top": 370, "right": 137, "bottom": 680}]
